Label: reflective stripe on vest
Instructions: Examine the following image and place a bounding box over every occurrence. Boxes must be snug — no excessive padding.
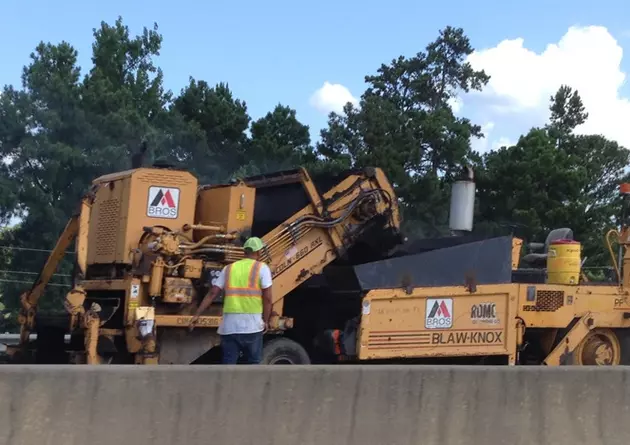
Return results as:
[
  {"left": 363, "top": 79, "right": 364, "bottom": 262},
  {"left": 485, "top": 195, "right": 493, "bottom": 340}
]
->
[{"left": 223, "top": 258, "right": 264, "bottom": 314}]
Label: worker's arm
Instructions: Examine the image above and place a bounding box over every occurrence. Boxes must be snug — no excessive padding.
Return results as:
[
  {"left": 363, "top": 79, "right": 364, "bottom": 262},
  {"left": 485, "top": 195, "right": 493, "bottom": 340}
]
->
[
  {"left": 262, "top": 286, "right": 272, "bottom": 326},
  {"left": 193, "top": 286, "right": 221, "bottom": 317},
  {"left": 260, "top": 264, "right": 273, "bottom": 328},
  {"left": 189, "top": 267, "right": 225, "bottom": 329}
]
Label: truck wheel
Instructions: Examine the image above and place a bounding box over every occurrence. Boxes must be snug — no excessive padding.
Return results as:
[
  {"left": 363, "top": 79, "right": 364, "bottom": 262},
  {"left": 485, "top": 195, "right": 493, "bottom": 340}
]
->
[
  {"left": 574, "top": 328, "right": 621, "bottom": 365},
  {"left": 261, "top": 337, "right": 311, "bottom": 365}
]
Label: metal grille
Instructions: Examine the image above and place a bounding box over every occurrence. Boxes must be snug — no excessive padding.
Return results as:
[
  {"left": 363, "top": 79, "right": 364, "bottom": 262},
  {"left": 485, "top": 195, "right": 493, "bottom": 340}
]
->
[
  {"left": 523, "top": 290, "right": 564, "bottom": 312},
  {"left": 95, "top": 199, "right": 121, "bottom": 257},
  {"left": 136, "top": 171, "right": 194, "bottom": 187}
]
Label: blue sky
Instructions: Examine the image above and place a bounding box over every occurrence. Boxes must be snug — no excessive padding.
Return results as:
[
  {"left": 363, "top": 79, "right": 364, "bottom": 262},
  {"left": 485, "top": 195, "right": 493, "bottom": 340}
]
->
[{"left": 1, "top": 0, "right": 629, "bottom": 151}]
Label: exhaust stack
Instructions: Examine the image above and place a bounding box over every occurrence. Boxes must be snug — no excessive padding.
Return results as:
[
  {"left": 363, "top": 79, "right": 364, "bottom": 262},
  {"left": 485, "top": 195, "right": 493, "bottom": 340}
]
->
[{"left": 448, "top": 166, "right": 475, "bottom": 234}]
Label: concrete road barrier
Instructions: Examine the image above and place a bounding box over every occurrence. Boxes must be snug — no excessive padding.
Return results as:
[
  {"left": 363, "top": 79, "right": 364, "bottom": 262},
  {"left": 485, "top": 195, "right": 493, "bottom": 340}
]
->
[{"left": 0, "top": 365, "right": 629, "bottom": 445}]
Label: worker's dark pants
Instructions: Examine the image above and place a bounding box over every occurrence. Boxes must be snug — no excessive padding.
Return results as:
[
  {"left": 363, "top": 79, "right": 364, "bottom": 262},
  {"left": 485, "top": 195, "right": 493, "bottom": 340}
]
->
[{"left": 221, "top": 332, "right": 263, "bottom": 364}]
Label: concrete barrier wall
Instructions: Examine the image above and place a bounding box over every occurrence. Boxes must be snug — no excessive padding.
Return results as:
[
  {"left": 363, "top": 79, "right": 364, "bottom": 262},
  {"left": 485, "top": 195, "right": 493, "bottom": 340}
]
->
[{"left": 1, "top": 365, "right": 629, "bottom": 445}]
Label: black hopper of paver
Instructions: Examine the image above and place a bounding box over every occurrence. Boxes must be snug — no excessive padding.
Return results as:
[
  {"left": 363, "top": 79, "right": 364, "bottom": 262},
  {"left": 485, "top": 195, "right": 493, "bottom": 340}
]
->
[{"left": 347, "top": 235, "right": 518, "bottom": 291}]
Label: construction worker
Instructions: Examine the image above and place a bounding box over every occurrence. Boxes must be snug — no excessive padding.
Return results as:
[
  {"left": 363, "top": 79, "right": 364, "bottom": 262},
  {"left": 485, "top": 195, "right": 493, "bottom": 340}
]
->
[{"left": 189, "top": 237, "right": 273, "bottom": 364}]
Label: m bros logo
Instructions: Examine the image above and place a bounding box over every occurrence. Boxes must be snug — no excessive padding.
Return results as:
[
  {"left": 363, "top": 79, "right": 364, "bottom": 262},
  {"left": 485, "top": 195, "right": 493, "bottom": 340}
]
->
[
  {"left": 425, "top": 298, "right": 453, "bottom": 329},
  {"left": 147, "top": 187, "right": 180, "bottom": 219}
]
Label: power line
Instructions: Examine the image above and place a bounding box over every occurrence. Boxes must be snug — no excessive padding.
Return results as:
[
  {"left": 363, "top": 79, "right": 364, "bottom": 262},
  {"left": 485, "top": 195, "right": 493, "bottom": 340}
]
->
[
  {"left": 0, "top": 245, "right": 75, "bottom": 255},
  {"left": 0, "top": 278, "right": 71, "bottom": 288},
  {"left": 0, "top": 269, "right": 72, "bottom": 278},
  {"left": 0, "top": 269, "right": 72, "bottom": 277}
]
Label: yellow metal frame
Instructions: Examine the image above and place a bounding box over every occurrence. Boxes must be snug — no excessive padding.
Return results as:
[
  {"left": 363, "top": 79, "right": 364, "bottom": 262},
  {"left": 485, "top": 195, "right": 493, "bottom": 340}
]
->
[
  {"left": 14, "top": 165, "right": 401, "bottom": 365},
  {"left": 357, "top": 282, "right": 630, "bottom": 365}
]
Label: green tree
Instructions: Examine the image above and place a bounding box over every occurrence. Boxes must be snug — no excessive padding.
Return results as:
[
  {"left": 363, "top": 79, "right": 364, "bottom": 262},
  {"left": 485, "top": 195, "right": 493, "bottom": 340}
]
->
[
  {"left": 547, "top": 84, "right": 588, "bottom": 147},
  {"left": 476, "top": 85, "right": 630, "bottom": 266},
  {"left": 545, "top": 86, "right": 629, "bottom": 266},
  {"left": 0, "top": 162, "right": 17, "bottom": 226},
  {"left": 316, "top": 26, "right": 490, "bottom": 237},
  {"left": 0, "top": 39, "right": 86, "bottom": 316},
  {"left": 235, "top": 104, "right": 319, "bottom": 177},
  {"left": 475, "top": 128, "right": 583, "bottom": 239},
  {"left": 0, "top": 16, "right": 321, "bottom": 325},
  {"left": 0, "top": 227, "right": 16, "bottom": 331},
  {"left": 84, "top": 19, "right": 170, "bottom": 151},
  {"left": 172, "top": 79, "right": 250, "bottom": 182},
  {"left": 0, "top": 17, "right": 176, "bottom": 322}
]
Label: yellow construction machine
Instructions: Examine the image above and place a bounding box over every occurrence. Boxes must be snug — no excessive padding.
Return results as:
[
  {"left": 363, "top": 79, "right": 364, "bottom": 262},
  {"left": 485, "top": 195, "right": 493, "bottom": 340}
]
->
[
  {"left": 317, "top": 183, "right": 630, "bottom": 366},
  {"left": 9, "top": 161, "right": 630, "bottom": 367},
  {"left": 8, "top": 163, "right": 403, "bottom": 364}
]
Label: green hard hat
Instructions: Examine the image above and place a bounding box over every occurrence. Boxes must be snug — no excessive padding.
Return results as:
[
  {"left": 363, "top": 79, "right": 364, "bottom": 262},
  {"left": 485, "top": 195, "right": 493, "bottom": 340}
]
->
[{"left": 243, "top": 237, "right": 265, "bottom": 252}]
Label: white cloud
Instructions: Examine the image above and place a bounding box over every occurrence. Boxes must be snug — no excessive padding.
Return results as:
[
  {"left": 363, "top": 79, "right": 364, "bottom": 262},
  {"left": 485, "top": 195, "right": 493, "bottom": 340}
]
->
[
  {"left": 448, "top": 96, "right": 463, "bottom": 114},
  {"left": 466, "top": 25, "right": 630, "bottom": 148},
  {"left": 471, "top": 121, "right": 495, "bottom": 153},
  {"left": 491, "top": 137, "right": 515, "bottom": 151},
  {"left": 470, "top": 120, "right": 517, "bottom": 154},
  {"left": 310, "top": 81, "right": 358, "bottom": 114},
  {"left": 6, "top": 216, "right": 22, "bottom": 227}
]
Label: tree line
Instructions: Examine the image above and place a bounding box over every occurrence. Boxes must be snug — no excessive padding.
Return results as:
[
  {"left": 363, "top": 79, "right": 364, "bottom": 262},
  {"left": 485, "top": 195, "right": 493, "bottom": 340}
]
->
[{"left": 0, "top": 18, "right": 627, "bottom": 330}]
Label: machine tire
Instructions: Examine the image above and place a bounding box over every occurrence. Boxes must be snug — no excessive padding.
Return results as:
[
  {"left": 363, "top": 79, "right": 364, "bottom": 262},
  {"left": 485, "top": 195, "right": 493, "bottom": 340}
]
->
[
  {"left": 261, "top": 337, "right": 311, "bottom": 365},
  {"left": 573, "top": 328, "right": 621, "bottom": 365}
]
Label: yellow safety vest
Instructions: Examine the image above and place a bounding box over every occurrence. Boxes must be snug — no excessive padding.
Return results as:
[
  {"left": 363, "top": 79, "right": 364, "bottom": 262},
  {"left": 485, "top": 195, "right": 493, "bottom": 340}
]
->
[{"left": 223, "top": 258, "right": 264, "bottom": 314}]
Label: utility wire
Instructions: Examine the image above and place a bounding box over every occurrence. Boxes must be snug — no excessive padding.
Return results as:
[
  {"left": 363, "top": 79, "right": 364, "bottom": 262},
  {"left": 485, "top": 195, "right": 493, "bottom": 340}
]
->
[
  {"left": 0, "top": 269, "right": 72, "bottom": 278},
  {"left": 0, "top": 245, "right": 75, "bottom": 255},
  {"left": 0, "top": 278, "right": 71, "bottom": 288}
]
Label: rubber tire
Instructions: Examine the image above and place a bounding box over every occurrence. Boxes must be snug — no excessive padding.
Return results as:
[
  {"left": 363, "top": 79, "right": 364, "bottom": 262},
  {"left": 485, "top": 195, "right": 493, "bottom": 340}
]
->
[{"left": 261, "top": 337, "right": 311, "bottom": 365}]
